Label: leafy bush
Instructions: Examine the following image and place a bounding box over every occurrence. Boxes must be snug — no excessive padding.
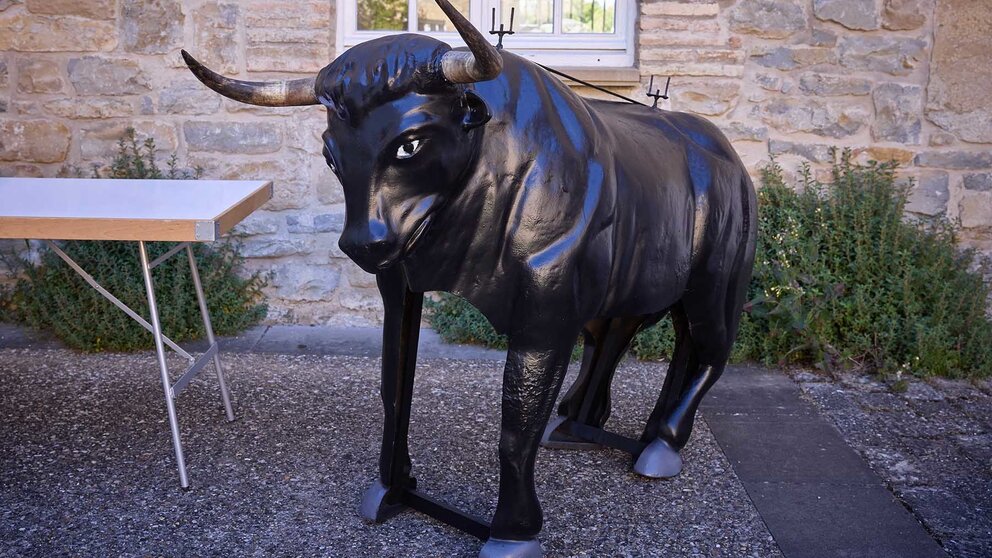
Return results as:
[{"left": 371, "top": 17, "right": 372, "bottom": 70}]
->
[
  {"left": 427, "top": 150, "right": 992, "bottom": 378},
  {"left": 0, "top": 128, "right": 268, "bottom": 351}
]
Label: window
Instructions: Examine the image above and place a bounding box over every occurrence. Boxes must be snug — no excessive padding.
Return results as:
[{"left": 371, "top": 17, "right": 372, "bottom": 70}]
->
[{"left": 337, "top": 0, "right": 635, "bottom": 67}]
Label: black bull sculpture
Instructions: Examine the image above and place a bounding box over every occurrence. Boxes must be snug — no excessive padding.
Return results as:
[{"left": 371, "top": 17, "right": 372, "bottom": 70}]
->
[{"left": 184, "top": 1, "right": 756, "bottom": 555}]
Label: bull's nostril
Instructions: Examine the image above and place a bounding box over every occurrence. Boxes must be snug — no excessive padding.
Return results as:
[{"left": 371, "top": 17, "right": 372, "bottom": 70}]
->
[{"left": 367, "top": 219, "right": 389, "bottom": 243}]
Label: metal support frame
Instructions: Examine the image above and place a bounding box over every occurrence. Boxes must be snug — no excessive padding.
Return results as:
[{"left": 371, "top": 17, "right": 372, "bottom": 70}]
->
[{"left": 45, "top": 239, "right": 235, "bottom": 489}]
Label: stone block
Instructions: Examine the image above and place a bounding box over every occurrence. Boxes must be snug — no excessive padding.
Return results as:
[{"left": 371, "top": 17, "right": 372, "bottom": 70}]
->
[
  {"left": 751, "top": 47, "right": 836, "bottom": 70},
  {"left": 641, "top": 2, "right": 719, "bottom": 17},
  {"left": 244, "top": 1, "right": 332, "bottom": 73},
  {"left": 78, "top": 121, "right": 178, "bottom": 160},
  {"left": 769, "top": 140, "right": 833, "bottom": 163},
  {"left": 882, "top": 0, "right": 928, "bottom": 30},
  {"left": 314, "top": 212, "right": 344, "bottom": 233},
  {"left": 760, "top": 98, "right": 869, "bottom": 138},
  {"left": 838, "top": 36, "right": 927, "bottom": 76},
  {"left": 813, "top": 0, "right": 880, "bottom": 30},
  {"left": 338, "top": 289, "right": 384, "bottom": 312},
  {"left": 286, "top": 215, "right": 314, "bottom": 234},
  {"left": 963, "top": 173, "right": 992, "bottom": 192},
  {"left": 0, "top": 12, "right": 116, "bottom": 51},
  {"left": 16, "top": 58, "right": 64, "bottom": 94},
  {"left": 639, "top": 62, "right": 743, "bottom": 78},
  {"left": 43, "top": 98, "right": 134, "bottom": 119},
  {"left": 190, "top": 153, "right": 303, "bottom": 183},
  {"left": 346, "top": 265, "right": 378, "bottom": 289},
  {"left": 723, "top": 122, "right": 769, "bottom": 142},
  {"left": 68, "top": 56, "right": 149, "bottom": 95},
  {"left": 641, "top": 48, "right": 744, "bottom": 66},
  {"left": 905, "top": 171, "right": 948, "bottom": 216},
  {"left": 729, "top": 0, "right": 807, "bottom": 38},
  {"left": 915, "top": 151, "right": 992, "bottom": 170},
  {"left": 240, "top": 237, "right": 312, "bottom": 258},
  {"left": 754, "top": 73, "right": 784, "bottom": 92},
  {"left": 273, "top": 263, "right": 340, "bottom": 301},
  {"left": 959, "top": 193, "right": 992, "bottom": 228},
  {"left": 121, "top": 0, "right": 184, "bottom": 54},
  {"left": 671, "top": 80, "right": 739, "bottom": 116},
  {"left": 159, "top": 82, "right": 222, "bottom": 115},
  {"left": 0, "top": 120, "right": 70, "bottom": 163},
  {"left": 25, "top": 0, "right": 115, "bottom": 19},
  {"left": 194, "top": 2, "right": 239, "bottom": 74},
  {"left": 233, "top": 213, "right": 281, "bottom": 236},
  {"left": 639, "top": 16, "right": 721, "bottom": 33},
  {"left": 798, "top": 73, "right": 871, "bottom": 96},
  {"left": 184, "top": 121, "right": 283, "bottom": 154},
  {"left": 245, "top": 43, "right": 332, "bottom": 74},
  {"left": 871, "top": 83, "right": 923, "bottom": 144},
  {"left": 852, "top": 146, "right": 915, "bottom": 166},
  {"left": 244, "top": 1, "right": 329, "bottom": 28},
  {"left": 266, "top": 180, "right": 311, "bottom": 211},
  {"left": 925, "top": 0, "right": 992, "bottom": 143},
  {"left": 928, "top": 132, "right": 956, "bottom": 147},
  {"left": 0, "top": 163, "right": 44, "bottom": 177}
]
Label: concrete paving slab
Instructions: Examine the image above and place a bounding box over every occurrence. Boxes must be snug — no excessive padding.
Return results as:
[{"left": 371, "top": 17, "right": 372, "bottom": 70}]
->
[
  {"left": 747, "top": 481, "right": 948, "bottom": 558},
  {"left": 702, "top": 367, "right": 947, "bottom": 558}
]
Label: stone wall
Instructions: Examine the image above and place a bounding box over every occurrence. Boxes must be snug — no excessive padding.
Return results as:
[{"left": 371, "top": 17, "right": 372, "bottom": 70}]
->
[
  {"left": 1, "top": 0, "right": 990, "bottom": 325},
  {"left": 634, "top": 0, "right": 992, "bottom": 271}
]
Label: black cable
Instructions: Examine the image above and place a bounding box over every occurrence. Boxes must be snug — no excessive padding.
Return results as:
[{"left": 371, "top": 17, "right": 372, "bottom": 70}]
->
[{"left": 537, "top": 63, "right": 647, "bottom": 107}]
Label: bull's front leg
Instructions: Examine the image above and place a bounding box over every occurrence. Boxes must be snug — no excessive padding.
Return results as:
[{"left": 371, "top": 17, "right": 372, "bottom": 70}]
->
[
  {"left": 360, "top": 269, "right": 423, "bottom": 522},
  {"left": 482, "top": 323, "right": 579, "bottom": 558}
]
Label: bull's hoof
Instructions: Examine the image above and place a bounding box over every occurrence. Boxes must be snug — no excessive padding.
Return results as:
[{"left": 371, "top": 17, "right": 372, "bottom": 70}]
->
[
  {"left": 359, "top": 480, "right": 406, "bottom": 523},
  {"left": 479, "top": 538, "right": 543, "bottom": 558},
  {"left": 633, "top": 438, "right": 682, "bottom": 479},
  {"left": 540, "top": 416, "right": 600, "bottom": 450}
]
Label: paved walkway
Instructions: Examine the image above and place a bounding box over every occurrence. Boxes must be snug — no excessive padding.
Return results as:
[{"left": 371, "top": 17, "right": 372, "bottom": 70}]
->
[{"left": 0, "top": 323, "right": 953, "bottom": 557}]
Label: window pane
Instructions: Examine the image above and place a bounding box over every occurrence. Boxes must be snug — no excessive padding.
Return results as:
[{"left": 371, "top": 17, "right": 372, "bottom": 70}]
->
[
  {"left": 358, "top": 0, "right": 409, "bottom": 31},
  {"left": 501, "top": 0, "right": 553, "bottom": 34},
  {"left": 563, "top": 0, "right": 615, "bottom": 33},
  {"left": 417, "top": 0, "right": 469, "bottom": 32}
]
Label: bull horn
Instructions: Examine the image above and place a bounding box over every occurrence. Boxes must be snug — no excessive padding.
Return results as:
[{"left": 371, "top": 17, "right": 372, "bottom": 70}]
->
[
  {"left": 435, "top": 0, "right": 502, "bottom": 83},
  {"left": 181, "top": 50, "right": 319, "bottom": 107}
]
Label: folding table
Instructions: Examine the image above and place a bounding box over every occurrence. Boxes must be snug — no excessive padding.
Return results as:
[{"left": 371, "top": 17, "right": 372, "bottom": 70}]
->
[{"left": 0, "top": 177, "right": 273, "bottom": 488}]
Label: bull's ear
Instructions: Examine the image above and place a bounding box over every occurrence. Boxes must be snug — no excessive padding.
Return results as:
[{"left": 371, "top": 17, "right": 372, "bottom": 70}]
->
[{"left": 461, "top": 90, "right": 491, "bottom": 131}]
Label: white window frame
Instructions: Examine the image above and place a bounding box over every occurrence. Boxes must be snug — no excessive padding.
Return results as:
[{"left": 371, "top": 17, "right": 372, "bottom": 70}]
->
[{"left": 336, "top": 0, "right": 635, "bottom": 67}]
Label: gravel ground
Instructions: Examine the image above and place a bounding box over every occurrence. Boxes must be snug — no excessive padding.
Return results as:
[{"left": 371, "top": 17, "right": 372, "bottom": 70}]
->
[
  {"left": 0, "top": 349, "right": 780, "bottom": 557},
  {"left": 793, "top": 370, "right": 992, "bottom": 558}
]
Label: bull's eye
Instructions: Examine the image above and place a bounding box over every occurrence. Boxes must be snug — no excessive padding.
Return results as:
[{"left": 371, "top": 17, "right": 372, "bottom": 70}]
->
[{"left": 395, "top": 139, "right": 424, "bottom": 160}]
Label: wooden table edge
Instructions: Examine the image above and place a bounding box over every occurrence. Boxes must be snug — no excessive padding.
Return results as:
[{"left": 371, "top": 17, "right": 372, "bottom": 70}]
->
[{"left": 0, "top": 180, "right": 274, "bottom": 242}]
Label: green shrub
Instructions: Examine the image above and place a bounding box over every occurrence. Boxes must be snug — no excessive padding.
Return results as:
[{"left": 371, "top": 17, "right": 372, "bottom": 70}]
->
[
  {"left": 426, "top": 150, "right": 992, "bottom": 378},
  {"left": 0, "top": 128, "right": 268, "bottom": 352}
]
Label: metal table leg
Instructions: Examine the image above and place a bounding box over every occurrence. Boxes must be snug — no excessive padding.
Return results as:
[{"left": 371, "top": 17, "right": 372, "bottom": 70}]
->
[
  {"left": 45, "top": 239, "right": 237, "bottom": 488},
  {"left": 186, "top": 244, "right": 235, "bottom": 422},
  {"left": 138, "top": 240, "right": 190, "bottom": 489}
]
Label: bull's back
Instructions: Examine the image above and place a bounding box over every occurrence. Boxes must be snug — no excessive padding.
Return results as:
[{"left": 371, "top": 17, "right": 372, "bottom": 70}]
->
[{"left": 584, "top": 100, "right": 752, "bottom": 318}]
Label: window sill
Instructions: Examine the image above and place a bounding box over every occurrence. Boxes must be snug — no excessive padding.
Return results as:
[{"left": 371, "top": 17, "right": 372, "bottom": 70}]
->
[{"left": 547, "top": 66, "right": 641, "bottom": 88}]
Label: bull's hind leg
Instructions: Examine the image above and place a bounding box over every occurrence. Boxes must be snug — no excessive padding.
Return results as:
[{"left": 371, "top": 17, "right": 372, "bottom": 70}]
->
[
  {"left": 360, "top": 270, "right": 423, "bottom": 522},
  {"left": 634, "top": 304, "right": 697, "bottom": 478},
  {"left": 636, "top": 256, "right": 751, "bottom": 479},
  {"left": 542, "top": 317, "right": 644, "bottom": 448}
]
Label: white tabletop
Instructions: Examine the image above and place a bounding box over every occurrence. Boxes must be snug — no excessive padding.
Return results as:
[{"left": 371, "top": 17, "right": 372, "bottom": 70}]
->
[{"left": 0, "top": 178, "right": 272, "bottom": 241}]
